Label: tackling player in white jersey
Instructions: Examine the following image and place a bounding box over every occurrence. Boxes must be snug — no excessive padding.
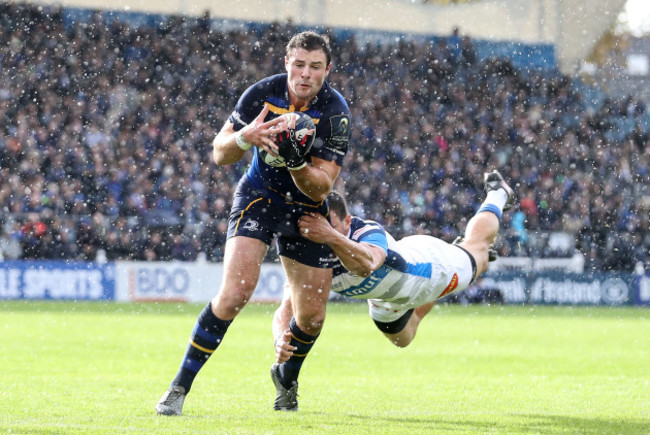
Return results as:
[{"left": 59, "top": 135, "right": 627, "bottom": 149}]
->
[{"left": 273, "top": 170, "right": 514, "bottom": 358}]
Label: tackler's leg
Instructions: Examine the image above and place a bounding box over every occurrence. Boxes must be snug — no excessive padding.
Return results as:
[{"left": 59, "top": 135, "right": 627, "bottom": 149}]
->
[{"left": 458, "top": 170, "right": 515, "bottom": 278}]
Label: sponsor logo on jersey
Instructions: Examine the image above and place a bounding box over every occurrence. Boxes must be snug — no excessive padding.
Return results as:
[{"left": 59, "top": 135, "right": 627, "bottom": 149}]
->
[
  {"left": 335, "top": 265, "right": 391, "bottom": 297},
  {"left": 438, "top": 273, "right": 459, "bottom": 298},
  {"left": 337, "top": 274, "right": 382, "bottom": 297},
  {"left": 330, "top": 114, "right": 349, "bottom": 136},
  {"left": 329, "top": 114, "right": 350, "bottom": 146}
]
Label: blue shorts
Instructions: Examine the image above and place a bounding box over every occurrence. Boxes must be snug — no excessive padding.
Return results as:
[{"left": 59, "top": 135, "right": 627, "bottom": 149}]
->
[{"left": 226, "top": 178, "right": 337, "bottom": 268}]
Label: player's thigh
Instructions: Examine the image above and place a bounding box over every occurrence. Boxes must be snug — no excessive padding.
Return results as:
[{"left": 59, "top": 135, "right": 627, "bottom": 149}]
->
[
  {"left": 281, "top": 257, "right": 332, "bottom": 326},
  {"left": 222, "top": 236, "right": 268, "bottom": 287},
  {"left": 457, "top": 240, "right": 489, "bottom": 277},
  {"left": 214, "top": 236, "right": 268, "bottom": 311}
]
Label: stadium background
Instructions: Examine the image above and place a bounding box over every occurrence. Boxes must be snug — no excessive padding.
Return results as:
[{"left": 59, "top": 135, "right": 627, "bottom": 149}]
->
[{"left": 0, "top": 0, "right": 648, "bottom": 305}]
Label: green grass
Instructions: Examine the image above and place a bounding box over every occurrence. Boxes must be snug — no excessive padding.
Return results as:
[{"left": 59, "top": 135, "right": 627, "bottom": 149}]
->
[{"left": 1, "top": 301, "right": 648, "bottom": 434}]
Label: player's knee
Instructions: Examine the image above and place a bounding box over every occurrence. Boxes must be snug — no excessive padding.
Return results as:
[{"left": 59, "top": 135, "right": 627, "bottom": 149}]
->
[
  {"left": 473, "top": 251, "right": 489, "bottom": 276},
  {"left": 213, "top": 285, "right": 255, "bottom": 313},
  {"left": 295, "top": 312, "right": 325, "bottom": 334},
  {"left": 293, "top": 299, "right": 327, "bottom": 331},
  {"left": 385, "top": 332, "right": 414, "bottom": 348},
  {"left": 306, "top": 314, "right": 326, "bottom": 331},
  {"left": 461, "top": 243, "right": 489, "bottom": 276}
]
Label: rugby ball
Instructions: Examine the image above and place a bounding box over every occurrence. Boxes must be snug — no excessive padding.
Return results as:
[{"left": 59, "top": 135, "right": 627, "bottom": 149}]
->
[{"left": 260, "top": 112, "right": 315, "bottom": 168}]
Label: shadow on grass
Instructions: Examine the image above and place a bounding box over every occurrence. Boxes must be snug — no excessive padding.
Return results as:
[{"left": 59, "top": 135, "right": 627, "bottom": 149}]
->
[
  {"left": 336, "top": 412, "right": 648, "bottom": 434},
  {"left": 0, "top": 300, "right": 204, "bottom": 315},
  {"left": 2, "top": 301, "right": 645, "bottom": 320}
]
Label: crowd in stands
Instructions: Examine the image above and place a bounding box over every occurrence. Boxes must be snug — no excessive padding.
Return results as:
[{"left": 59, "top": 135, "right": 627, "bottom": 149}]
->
[{"left": 0, "top": 3, "right": 648, "bottom": 271}]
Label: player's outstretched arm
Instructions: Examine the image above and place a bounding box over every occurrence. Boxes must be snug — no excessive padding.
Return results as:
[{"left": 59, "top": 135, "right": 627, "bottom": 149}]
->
[
  {"left": 212, "top": 105, "right": 282, "bottom": 166},
  {"left": 299, "top": 213, "right": 386, "bottom": 276}
]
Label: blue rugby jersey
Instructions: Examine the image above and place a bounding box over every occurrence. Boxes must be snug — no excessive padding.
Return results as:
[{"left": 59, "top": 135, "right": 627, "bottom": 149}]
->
[{"left": 228, "top": 73, "right": 351, "bottom": 208}]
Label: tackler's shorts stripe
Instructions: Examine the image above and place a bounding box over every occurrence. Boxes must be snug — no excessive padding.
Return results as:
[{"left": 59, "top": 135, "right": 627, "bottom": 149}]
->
[{"left": 227, "top": 178, "right": 337, "bottom": 269}]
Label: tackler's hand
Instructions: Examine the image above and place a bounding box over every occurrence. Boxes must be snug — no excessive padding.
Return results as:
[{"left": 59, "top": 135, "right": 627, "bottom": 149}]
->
[
  {"left": 298, "top": 213, "right": 333, "bottom": 244},
  {"left": 274, "top": 329, "right": 295, "bottom": 364}
]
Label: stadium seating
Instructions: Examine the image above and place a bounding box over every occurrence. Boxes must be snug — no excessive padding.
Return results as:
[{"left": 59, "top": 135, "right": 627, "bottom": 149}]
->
[{"left": 0, "top": 2, "right": 647, "bottom": 272}]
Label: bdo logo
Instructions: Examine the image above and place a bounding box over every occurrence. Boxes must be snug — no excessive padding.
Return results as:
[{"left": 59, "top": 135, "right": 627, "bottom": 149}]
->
[{"left": 136, "top": 267, "right": 190, "bottom": 296}]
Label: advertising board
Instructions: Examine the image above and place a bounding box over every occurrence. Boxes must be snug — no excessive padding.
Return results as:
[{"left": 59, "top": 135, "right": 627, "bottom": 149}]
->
[{"left": 0, "top": 260, "right": 115, "bottom": 300}]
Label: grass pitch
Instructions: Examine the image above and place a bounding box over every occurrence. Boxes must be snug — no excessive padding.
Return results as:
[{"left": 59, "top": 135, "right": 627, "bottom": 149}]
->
[{"left": 1, "top": 301, "right": 648, "bottom": 434}]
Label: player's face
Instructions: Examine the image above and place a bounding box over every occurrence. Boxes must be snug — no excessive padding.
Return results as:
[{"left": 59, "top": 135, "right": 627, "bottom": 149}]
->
[
  {"left": 285, "top": 48, "right": 330, "bottom": 107},
  {"left": 329, "top": 211, "right": 348, "bottom": 236}
]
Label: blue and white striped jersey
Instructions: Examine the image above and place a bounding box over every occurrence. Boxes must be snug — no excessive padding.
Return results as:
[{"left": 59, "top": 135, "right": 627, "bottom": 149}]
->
[{"left": 331, "top": 216, "right": 475, "bottom": 322}]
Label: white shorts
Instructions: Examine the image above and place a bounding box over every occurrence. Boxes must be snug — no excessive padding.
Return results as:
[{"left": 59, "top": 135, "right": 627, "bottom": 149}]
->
[{"left": 368, "top": 236, "right": 475, "bottom": 324}]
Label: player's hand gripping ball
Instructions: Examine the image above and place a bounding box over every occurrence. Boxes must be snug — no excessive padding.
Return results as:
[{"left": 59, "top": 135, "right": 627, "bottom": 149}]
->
[{"left": 261, "top": 112, "right": 316, "bottom": 170}]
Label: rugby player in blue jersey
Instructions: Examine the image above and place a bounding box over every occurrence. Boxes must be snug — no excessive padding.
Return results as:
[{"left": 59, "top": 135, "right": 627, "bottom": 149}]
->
[
  {"left": 273, "top": 171, "right": 514, "bottom": 362},
  {"left": 156, "top": 31, "right": 351, "bottom": 415}
]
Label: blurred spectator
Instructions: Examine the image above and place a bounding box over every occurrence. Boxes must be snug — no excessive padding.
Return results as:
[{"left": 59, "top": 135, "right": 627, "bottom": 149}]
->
[
  {"left": 170, "top": 233, "right": 199, "bottom": 262},
  {"left": 143, "top": 230, "right": 173, "bottom": 261},
  {"left": 0, "top": 3, "right": 647, "bottom": 270},
  {"left": 20, "top": 214, "right": 47, "bottom": 259},
  {"left": 200, "top": 219, "right": 228, "bottom": 262},
  {"left": 583, "top": 245, "right": 604, "bottom": 273}
]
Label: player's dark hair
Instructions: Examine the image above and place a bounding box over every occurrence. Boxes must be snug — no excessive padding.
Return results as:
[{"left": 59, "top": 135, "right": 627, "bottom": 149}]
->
[
  {"left": 327, "top": 191, "right": 348, "bottom": 218},
  {"left": 286, "top": 31, "right": 332, "bottom": 66}
]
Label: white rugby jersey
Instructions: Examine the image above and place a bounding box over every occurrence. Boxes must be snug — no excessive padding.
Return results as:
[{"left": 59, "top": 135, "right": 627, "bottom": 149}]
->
[{"left": 331, "top": 217, "right": 474, "bottom": 319}]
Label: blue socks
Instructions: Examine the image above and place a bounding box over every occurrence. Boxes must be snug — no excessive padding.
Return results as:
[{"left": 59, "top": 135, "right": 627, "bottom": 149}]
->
[
  {"left": 171, "top": 302, "right": 232, "bottom": 393},
  {"left": 170, "top": 306, "right": 319, "bottom": 393},
  {"left": 277, "top": 317, "right": 319, "bottom": 389},
  {"left": 477, "top": 189, "right": 508, "bottom": 220}
]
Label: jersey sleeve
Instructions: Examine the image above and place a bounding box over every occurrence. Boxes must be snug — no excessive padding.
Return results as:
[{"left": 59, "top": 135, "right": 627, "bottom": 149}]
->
[
  {"left": 350, "top": 218, "right": 388, "bottom": 254},
  {"left": 310, "top": 90, "right": 351, "bottom": 166},
  {"left": 228, "top": 80, "right": 271, "bottom": 131}
]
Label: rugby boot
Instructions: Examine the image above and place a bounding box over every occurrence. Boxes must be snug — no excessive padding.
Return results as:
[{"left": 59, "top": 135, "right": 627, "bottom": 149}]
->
[
  {"left": 155, "top": 385, "right": 186, "bottom": 416},
  {"left": 270, "top": 363, "right": 298, "bottom": 411},
  {"left": 484, "top": 170, "right": 514, "bottom": 211}
]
